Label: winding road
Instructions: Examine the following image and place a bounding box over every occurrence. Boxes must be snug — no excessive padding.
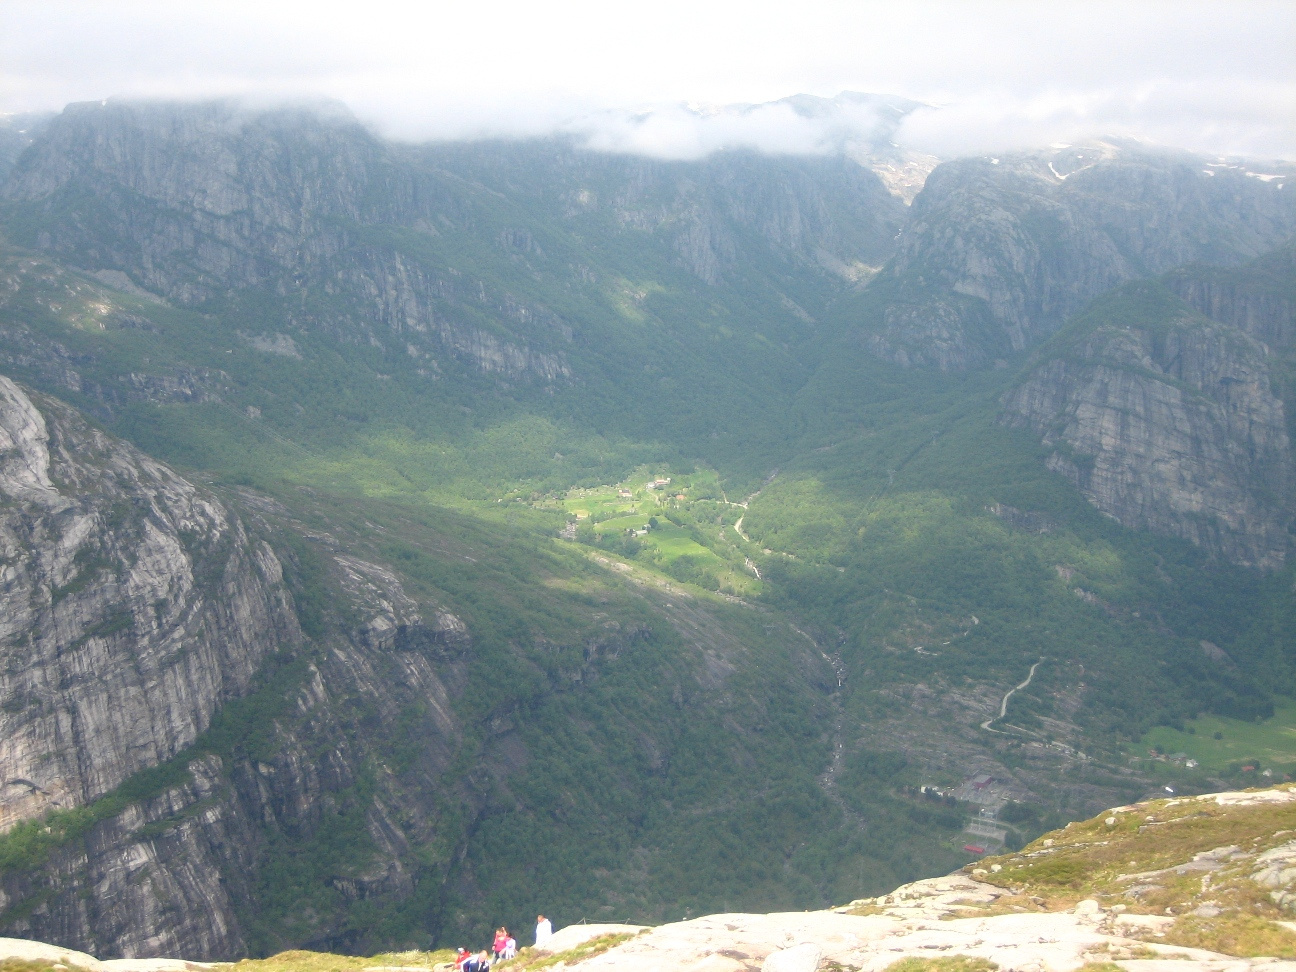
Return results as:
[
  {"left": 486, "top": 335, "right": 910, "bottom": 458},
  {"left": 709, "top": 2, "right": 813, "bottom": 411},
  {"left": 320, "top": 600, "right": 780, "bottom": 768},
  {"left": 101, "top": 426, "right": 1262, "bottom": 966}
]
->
[{"left": 981, "top": 658, "right": 1044, "bottom": 733}]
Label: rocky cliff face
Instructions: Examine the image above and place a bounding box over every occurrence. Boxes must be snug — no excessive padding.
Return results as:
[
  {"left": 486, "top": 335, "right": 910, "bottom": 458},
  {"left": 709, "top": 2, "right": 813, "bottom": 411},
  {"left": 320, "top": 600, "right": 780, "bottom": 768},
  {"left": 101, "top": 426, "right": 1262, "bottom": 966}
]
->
[
  {"left": 0, "top": 425, "right": 475, "bottom": 958},
  {"left": 0, "top": 100, "right": 907, "bottom": 386},
  {"left": 1164, "top": 244, "right": 1296, "bottom": 350},
  {"left": 1002, "top": 284, "right": 1294, "bottom": 569},
  {"left": 0, "top": 100, "right": 574, "bottom": 383},
  {"left": 0, "top": 374, "right": 301, "bottom": 830},
  {"left": 409, "top": 135, "right": 906, "bottom": 285},
  {"left": 0, "top": 632, "right": 462, "bottom": 960},
  {"left": 0, "top": 616, "right": 469, "bottom": 959},
  {"left": 591, "top": 150, "right": 905, "bottom": 284},
  {"left": 864, "top": 146, "right": 1295, "bottom": 370}
]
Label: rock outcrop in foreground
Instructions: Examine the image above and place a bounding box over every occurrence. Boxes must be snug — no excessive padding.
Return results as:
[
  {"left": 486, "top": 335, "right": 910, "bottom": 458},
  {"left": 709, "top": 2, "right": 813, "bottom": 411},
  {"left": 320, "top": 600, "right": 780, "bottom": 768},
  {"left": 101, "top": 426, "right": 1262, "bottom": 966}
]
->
[
  {"left": 539, "top": 789, "right": 1296, "bottom": 972},
  {"left": 4, "top": 786, "right": 1294, "bottom": 972}
]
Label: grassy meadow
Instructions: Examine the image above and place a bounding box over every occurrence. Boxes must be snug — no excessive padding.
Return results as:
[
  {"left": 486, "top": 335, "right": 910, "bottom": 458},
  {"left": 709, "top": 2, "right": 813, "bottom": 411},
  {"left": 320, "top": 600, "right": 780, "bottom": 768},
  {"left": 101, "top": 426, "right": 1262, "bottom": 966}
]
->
[{"left": 1142, "top": 698, "right": 1296, "bottom": 776}]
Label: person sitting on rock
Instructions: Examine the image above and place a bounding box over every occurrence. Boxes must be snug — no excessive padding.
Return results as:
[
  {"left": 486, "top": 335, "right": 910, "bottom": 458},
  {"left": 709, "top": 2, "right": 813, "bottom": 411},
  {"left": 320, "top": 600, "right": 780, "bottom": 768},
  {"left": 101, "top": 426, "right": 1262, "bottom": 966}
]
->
[{"left": 503, "top": 936, "right": 517, "bottom": 960}]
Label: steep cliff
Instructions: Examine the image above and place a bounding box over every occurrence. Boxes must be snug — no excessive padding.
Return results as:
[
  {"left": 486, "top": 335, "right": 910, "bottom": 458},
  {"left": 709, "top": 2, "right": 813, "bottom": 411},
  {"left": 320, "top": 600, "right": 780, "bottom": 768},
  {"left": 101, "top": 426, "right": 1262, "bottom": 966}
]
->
[
  {"left": 0, "top": 589, "right": 470, "bottom": 960},
  {"left": 0, "top": 371, "right": 470, "bottom": 958},
  {"left": 0, "top": 100, "right": 906, "bottom": 389},
  {"left": 0, "top": 100, "right": 573, "bottom": 383},
  {"left": 1164, "top": 244, "right": 1296, "bottom": 350},
  {"left": 425, "top": 142, "right": 908, "bottom": 284},
  {"left": 1002, "top": 283, "right": 1294, "bottom": 568},
  {"left": 0, "top": 374, "right": 301, "bottom": 830},
  {"left": 0, "top": 428, "right": 475, "bottom": 958},
  {"left": 858, "top": 146, "right": 1295, "bottom": 370}
]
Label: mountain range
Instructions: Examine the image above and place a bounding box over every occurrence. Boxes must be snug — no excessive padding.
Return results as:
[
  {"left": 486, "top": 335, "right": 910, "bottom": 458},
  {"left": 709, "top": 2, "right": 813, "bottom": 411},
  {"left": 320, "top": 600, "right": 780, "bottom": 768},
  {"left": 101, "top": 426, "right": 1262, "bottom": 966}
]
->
[{"left": 0, "top": 95, "right": 1292, "bottom": 961}]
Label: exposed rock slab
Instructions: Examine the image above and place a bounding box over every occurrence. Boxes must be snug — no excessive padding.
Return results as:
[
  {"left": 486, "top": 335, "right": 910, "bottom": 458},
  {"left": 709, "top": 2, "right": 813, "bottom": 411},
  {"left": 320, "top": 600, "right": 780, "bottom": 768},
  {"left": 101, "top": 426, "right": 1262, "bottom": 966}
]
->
[
  {"left": 505, "top": 888, "right": 1287, "bottom": 972},
  {"left": 0, "top": 935, "right": 214, "bottom": 970},
  {"left": 540, "top": 925, "right": 647, "bottom": 954},
  {"left": 1002, "top": 286, "right": 1293, "bottom": 568},
  {"left": 0, "top": 375, "right": 301, "bottom": 828},
  {"left": 557, "top": 861, "right": 1294, "bottom": 972}
]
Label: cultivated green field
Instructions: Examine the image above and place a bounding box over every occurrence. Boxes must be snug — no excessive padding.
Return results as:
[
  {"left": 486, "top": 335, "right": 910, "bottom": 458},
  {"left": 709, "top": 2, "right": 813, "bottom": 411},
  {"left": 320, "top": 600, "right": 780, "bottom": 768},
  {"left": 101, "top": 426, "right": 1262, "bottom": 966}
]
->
[
  {"left": 646, "top": 522, "right": 720, "bottom": 562},
  {"left": 593, "top": 513, "right": 650, "bottom": 532},
  {"left": 557, "top": 475, "right": 754, "bottom": 594},
  {"left": 1142, "top": 698, "right": 1296, "bottom": 774}
]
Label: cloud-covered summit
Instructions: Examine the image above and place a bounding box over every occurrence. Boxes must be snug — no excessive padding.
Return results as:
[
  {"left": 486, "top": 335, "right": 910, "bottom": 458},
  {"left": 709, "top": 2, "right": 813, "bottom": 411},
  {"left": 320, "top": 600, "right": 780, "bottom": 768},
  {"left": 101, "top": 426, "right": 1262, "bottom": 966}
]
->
[
  {"left": 561, "top": 91, "right": 923, "bottom": 160},
  {"left": 2, "top": 1, "right": 1292, "bottom": 161}
]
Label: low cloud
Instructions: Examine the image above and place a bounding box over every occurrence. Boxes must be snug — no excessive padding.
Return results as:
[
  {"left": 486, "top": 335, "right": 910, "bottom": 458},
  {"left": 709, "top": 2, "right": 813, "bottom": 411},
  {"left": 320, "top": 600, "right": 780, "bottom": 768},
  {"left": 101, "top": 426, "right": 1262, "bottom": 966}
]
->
[
  {"left": 896, "top": 82, "right": 1296, "bottom": 160},
  {"left": 561, "top": 97, "right": 899, "bottom": 160},
  {"left": 2, "top": 0, "right": 1293, "bottom": 162},
  {"left": 364, "top": 84, "right": 1296, "bottom": 163}
]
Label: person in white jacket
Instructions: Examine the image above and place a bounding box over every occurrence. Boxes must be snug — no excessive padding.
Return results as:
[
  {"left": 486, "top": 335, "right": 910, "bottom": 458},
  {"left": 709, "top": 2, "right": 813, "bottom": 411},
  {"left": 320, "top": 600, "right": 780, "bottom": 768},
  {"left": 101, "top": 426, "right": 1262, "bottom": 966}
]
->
[{"left": 535, "top": 915, "right": 553, "bottom": 948}]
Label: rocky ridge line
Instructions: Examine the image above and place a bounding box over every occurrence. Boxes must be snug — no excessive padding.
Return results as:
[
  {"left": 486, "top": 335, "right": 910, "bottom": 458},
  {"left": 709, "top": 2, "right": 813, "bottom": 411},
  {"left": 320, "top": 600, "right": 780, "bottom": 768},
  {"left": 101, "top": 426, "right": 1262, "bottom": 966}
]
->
[{"left": 863, "top": 146, "right": 1295, "bottom": 370}]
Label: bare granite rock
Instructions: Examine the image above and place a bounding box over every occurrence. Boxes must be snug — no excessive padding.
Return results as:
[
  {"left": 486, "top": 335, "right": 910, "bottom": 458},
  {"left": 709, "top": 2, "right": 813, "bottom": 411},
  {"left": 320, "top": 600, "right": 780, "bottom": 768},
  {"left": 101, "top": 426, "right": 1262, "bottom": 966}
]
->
[
  {"left": 1002, "top": 287, "right": 1293, "bottom": 568},
  {"left": 0, "top": 375, "right": 477, "bottom": 960},
  {"left": 0, "top": 375, "right": 301, "bottom": 829}
]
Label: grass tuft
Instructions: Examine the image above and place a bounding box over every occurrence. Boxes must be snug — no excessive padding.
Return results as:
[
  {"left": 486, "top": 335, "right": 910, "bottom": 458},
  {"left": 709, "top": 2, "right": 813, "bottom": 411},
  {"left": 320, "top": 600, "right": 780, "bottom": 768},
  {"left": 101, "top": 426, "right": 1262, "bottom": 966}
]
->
[
  {"left": 884, "top": 957, "right": 997, "bottom": 972},
  {"left": 1164, "top": 914, "right": 1296, "bottom": 959},
  {"left": 225, "top": 949, "right": 457, "bottom": 972},
  {"left": 499, "top": 934, "right": 638, "bottom": 972},
  {"left": 0, "top": 961, "right": 95, "bottom": 972}
]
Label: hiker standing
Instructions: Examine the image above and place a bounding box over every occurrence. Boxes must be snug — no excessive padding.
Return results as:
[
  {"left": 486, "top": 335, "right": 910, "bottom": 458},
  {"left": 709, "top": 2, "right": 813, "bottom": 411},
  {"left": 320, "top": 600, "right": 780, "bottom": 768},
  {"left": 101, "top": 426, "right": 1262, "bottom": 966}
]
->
[
  {"left": 493, "top": 928, "right": 509, "bottom": 961},
  {"left": 535, "top": 915, "right": 553, "bottom": 948}
]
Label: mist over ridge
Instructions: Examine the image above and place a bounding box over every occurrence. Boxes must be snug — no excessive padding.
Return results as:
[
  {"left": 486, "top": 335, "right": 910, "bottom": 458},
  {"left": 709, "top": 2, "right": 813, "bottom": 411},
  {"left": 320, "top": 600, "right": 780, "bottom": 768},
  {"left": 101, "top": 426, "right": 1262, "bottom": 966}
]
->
[{"left": 3, "top": 1, "right": 1294, "bottom": 161}]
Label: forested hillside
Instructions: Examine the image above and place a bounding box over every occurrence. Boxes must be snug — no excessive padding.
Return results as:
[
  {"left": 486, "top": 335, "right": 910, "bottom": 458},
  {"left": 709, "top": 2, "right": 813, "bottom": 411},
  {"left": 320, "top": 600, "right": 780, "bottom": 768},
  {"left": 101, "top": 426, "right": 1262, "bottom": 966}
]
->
[{"left": 0, "top": 98, "right": 1292, "bottom": 960}]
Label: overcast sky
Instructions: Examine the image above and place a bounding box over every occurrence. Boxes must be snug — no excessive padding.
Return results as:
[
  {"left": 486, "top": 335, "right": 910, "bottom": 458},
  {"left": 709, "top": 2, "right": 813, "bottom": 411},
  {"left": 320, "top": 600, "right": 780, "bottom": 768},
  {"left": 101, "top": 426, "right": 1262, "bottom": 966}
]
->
[{"left": 2, "top": 0, "right": 1293, "bottom": 159}]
